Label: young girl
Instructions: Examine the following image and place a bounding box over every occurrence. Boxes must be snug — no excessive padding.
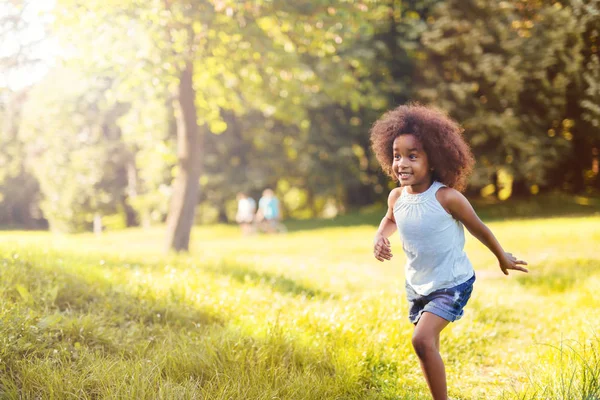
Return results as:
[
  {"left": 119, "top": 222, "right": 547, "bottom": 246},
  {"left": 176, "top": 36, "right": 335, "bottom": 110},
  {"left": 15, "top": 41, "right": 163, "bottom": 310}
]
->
[{"left": 370, "top": 104, "right": 528, "bottom": 400}]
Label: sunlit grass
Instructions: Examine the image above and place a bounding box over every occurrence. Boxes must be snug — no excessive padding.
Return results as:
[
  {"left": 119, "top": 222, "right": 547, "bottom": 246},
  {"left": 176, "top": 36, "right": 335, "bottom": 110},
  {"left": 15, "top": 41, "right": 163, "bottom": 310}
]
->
[{"left": 0, "top": 214, "right": 598, "bottom": 398}]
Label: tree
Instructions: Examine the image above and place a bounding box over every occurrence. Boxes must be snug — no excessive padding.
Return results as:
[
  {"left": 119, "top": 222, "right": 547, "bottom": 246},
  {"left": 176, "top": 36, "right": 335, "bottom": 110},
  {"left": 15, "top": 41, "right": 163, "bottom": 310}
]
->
[
  {"left": 415, "top": 0, "right": 583, "bottom": 195},
  {"left": 53, "top": 0, "right": 387, "bottom": 248},
  {"left": 0, "top": 90, "right": 43, "bottom": 227},
  {"left": 560, "top": 0, "right": 600, "bottom": 192},
  {"left": 19, "top": 69, "right": 130, "bottom": 232},
  {"left": 0, "top": 0, "right": 48, "bottom": 227}
]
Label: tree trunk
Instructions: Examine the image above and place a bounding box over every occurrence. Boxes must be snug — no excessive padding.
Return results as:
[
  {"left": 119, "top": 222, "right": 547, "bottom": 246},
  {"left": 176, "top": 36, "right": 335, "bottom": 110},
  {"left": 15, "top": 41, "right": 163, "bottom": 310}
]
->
[
  {"left": 306, "top": 186, "right": 318, "bottom": 218},
  {"left": 165, "top": 61, "right": 203, "bottom": 252},
  {"left": 511, "top": 179, "right": 530, "bottom": 198},
  {"left": 123, "top": 156, "right": 139, "bottom": 227},
  {"left": 593, "top": 142, "right": 600, "bottom": 190},
  {"left": 492, "top": 171, "right": 501, "bottom": 200},
  {"left": 570, "top": 130, "right": 589, "bottom": 193},
  {"left": 217, "top": 206, "right": 228, "bottom": 223}
]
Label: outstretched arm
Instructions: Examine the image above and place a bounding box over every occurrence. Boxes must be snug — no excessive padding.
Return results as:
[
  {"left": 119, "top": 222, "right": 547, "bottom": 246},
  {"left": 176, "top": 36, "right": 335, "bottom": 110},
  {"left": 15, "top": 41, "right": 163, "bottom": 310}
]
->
[
  {"left": 437, "top": 188, "right": 528, "bottom": 275},
  {"left": 373, "top": 188, "right": 402, "bottom": 262}
]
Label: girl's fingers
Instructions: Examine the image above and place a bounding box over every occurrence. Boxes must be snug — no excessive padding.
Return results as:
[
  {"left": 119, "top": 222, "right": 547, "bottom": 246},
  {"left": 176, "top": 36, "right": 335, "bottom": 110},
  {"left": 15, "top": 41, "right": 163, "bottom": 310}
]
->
[
  {"left": 375, "top": 245, "right": 391, "bottom": 254},
  {"left": 374, "top": 239, "right": 393, "bottom": 261},
  {"left": 508, "top": 263, "right": 528, "bottom": 272},
  {"left": 374, "top": 249, "right": 392, "bottom": 261}
]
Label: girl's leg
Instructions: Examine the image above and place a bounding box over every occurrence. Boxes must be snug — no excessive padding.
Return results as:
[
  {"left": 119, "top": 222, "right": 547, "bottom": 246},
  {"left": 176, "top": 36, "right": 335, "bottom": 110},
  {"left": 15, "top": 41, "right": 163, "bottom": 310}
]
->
[{"left": 412, "top": 312, "right": 450, "bottom": 400}]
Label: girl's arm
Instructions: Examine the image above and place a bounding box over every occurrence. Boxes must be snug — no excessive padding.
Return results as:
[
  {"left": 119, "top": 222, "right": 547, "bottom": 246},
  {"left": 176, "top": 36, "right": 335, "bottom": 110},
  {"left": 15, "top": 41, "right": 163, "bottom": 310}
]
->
[
  {"left": 373, "top": 188, "right": 402, "bottom": 262},
  {"left": 437, "top": 188, "right": 528, "bottom": 275}
]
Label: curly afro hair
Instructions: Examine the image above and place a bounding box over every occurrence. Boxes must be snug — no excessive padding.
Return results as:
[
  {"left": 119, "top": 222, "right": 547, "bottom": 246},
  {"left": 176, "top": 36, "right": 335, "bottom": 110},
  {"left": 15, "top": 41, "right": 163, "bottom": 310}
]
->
[{"left": 370, "top": 103, "right": 474, "bottom": 192}]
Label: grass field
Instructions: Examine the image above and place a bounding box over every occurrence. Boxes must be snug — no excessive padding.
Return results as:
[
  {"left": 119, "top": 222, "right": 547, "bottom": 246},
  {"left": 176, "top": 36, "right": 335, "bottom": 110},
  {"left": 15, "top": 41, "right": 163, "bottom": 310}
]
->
[{"left": 0, "top": 204, "right": 599, "bottom": 399}]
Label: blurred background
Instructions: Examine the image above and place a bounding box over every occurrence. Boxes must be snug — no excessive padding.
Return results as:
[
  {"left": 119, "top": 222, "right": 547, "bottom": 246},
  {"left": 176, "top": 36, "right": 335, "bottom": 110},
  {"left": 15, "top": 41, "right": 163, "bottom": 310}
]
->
[{"left": 1, "top": 0, "right": 599, "bottom": 249}]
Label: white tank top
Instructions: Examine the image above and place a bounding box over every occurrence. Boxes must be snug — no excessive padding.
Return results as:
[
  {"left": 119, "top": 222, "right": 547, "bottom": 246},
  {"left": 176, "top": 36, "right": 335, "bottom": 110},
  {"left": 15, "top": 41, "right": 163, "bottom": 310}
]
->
[{"left": 393, "top": 181, "right": 474, "bottom": 296}]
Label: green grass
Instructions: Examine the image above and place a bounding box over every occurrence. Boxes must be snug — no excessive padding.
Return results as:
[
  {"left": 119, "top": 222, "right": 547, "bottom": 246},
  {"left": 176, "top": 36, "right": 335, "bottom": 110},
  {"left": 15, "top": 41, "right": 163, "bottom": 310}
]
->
[{"left": 0, "top": 211, "right": 599, "bottom": 399}]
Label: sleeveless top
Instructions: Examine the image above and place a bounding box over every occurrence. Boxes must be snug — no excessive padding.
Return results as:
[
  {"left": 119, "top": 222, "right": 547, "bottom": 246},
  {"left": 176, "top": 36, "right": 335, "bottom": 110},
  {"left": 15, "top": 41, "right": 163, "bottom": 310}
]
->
[{"left": 393, "top": 181, "right": 474, "bottom": 296}]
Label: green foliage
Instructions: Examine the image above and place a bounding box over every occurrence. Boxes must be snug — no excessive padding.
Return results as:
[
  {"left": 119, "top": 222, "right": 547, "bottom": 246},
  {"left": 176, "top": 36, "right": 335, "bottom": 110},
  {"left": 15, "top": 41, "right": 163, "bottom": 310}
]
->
[
  {"left": 581, "top": 54, "right": 600, "bottom": 128},
  {"left": 0, "top": 90, "right": 42, "bottom": 227},
  {"left": 573, "top": 0, "right": 600, "bottom": 130},
  {"left": 48, "top": 0, "right": 392, "bottom": 230},
  {"left": 3, "top": 0, "right": 600, "bottom": 229},
  {"left": 19, "top": 68, "right": 130, "bottom": 232},
  {"left": 0, "top": 1, "right": 46, "bottom": 227},
  {"left": 415, "top": 0, "right": 584, "bottom": 189}
]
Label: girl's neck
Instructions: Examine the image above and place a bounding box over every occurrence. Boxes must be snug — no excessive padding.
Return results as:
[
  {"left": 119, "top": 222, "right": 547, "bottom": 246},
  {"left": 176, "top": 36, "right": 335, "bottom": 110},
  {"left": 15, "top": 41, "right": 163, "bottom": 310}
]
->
[{"left": 404, "top": 178, "right": 434, "bottom": 194}]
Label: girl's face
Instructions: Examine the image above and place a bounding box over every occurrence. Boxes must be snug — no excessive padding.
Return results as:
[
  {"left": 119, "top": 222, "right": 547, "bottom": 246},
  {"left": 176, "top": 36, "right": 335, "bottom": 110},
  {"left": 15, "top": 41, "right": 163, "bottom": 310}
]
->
[{"left": 392, "top": 134, "right": 433, "bottom": 193}]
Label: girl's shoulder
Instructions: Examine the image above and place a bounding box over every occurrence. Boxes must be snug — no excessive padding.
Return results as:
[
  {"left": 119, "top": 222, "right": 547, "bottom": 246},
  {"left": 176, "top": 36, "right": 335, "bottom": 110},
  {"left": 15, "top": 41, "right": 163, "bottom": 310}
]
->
[
  {"left": 435, "top": 186, "right": 469, "bottom": 215},
  {"left": 435, "top": 185, "right": 461, "bottom": 200},
  {"left": 387, "top": 187, "right": 403, "bottom": 208}
]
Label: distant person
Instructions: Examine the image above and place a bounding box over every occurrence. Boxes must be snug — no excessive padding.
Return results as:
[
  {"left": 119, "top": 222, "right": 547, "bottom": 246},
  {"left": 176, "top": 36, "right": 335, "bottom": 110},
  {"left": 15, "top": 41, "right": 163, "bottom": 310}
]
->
[
  {"left": 235, "top": 192, "right": 256, "bottom": 235},
  {"left": 256, "top": 188, "right": 286, "bottom": 233},
  {"left": 370, "top": 104, "right": 529, "bottom": 400}
]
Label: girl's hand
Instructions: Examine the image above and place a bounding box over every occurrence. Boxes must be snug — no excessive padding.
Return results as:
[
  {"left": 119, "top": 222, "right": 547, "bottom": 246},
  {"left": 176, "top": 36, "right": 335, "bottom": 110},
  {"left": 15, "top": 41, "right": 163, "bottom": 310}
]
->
[
  {"left": 373, "top": 234, "right": 393, "bottom": 262},
  {"left": 499, "top": 252, "right": 528, "bottom": 275}
]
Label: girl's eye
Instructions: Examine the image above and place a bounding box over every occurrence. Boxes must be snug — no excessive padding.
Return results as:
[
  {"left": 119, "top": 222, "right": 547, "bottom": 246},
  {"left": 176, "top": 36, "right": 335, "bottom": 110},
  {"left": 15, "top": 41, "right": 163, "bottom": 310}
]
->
[
  {"left": 409, "top": 154, "right": 417, "bottom": 160},
  {"left": 394, "top": 155, "right": 400, "bottom": 160}
]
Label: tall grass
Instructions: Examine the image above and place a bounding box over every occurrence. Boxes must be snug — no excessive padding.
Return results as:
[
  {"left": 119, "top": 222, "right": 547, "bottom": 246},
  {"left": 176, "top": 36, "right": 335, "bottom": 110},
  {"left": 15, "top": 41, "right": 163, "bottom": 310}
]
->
[{"left": 501, "top": 336, "right": 600, "bottom": 400}]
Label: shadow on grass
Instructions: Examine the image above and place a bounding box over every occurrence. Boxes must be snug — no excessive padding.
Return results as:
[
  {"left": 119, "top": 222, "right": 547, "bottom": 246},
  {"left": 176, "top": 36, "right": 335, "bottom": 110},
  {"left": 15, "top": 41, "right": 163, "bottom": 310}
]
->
[
  {"left": 73, "top": 252, "right": 335, "bottom": 300},
  {"left": 204, "top": 261, "right": 334, "bottom": 299},
  {"left": 54, "top": 271, "right": 222, "bottom": 329}
]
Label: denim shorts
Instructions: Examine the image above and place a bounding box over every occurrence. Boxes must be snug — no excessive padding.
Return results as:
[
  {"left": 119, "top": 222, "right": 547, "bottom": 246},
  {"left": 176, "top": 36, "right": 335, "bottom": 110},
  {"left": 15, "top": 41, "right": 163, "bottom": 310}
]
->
[{"left": 406, "top": 274, "right": 476, "bottom": 324}]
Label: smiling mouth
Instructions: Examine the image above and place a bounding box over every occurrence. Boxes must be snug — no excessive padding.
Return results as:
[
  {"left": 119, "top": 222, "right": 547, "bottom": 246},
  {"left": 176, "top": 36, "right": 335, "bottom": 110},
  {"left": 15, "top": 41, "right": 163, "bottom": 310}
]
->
[{"left": 399, "top": 172, "right": 413, "bottom": 179}]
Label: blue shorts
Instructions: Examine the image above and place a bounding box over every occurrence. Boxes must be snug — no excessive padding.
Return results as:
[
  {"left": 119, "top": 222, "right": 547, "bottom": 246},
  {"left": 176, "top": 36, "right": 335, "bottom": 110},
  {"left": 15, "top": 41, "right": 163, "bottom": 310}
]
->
[{"left": 406, "top": 274, "right": 475, "bottom": 324}]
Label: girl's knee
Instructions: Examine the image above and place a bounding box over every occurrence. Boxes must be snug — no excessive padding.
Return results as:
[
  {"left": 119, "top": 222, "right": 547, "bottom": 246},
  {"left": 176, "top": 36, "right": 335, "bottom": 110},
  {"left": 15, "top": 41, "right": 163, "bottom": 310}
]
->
[{"left": 412, "top": 333, "right": 437, "bottom": 359}]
